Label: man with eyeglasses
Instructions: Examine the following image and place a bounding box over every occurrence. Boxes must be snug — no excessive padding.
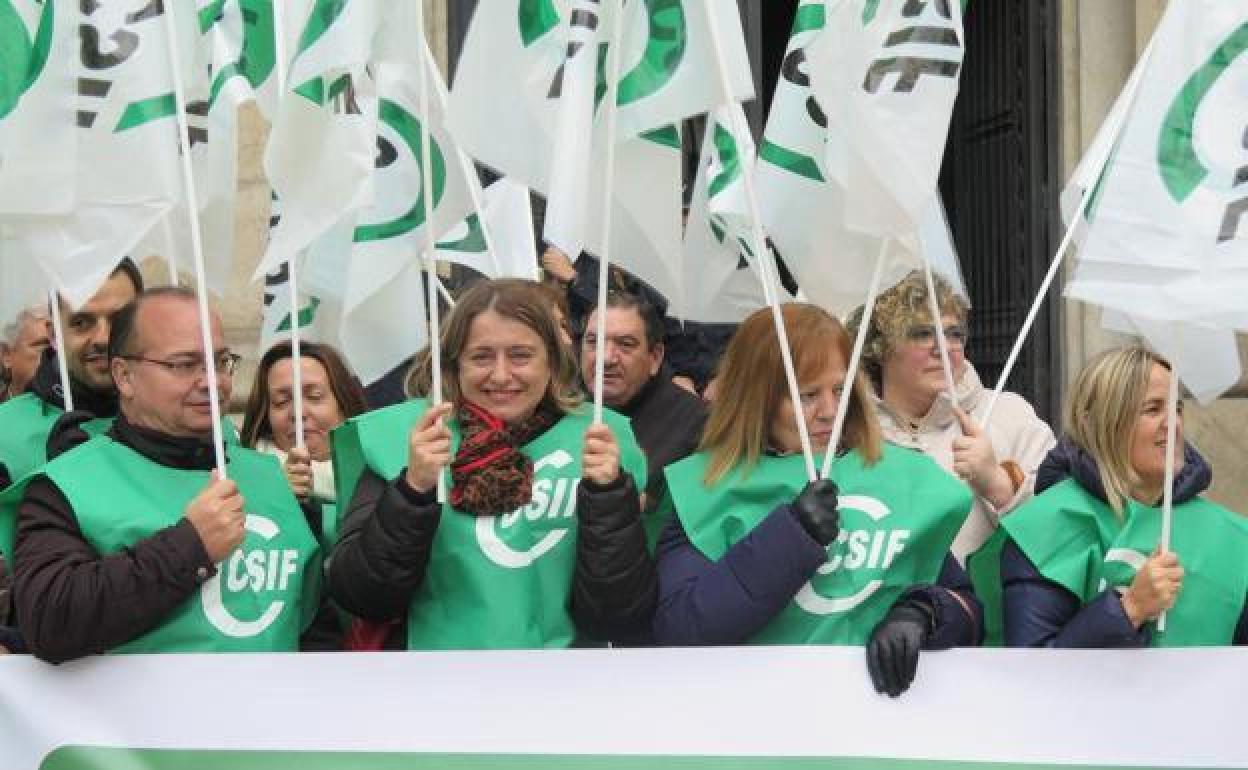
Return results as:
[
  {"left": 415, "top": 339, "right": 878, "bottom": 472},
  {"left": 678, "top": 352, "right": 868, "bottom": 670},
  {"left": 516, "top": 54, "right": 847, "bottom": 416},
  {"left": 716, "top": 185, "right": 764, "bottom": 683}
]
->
[
  {"left": 0, "top": 259, "right": 144, "bottom": 492},
  {"left": 5, "top": 288, "right": 320, "bottom": 662}
]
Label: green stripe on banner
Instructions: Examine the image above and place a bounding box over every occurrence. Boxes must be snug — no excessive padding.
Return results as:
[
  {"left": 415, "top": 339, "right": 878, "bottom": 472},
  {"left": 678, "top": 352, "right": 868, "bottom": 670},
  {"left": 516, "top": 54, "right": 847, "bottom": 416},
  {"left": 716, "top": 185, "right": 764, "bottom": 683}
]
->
[
  {"left": 39, "top": 748, "right": 1198, "bottom": 770},
  {"left": 199, "top": 0, "right": 226, "bottom": 32},
  {"left": 759, "top": 139, "right": 825, "bottom": 183},
  {"left": 114, "top": 93, "right": 176, "bottom": 131}
]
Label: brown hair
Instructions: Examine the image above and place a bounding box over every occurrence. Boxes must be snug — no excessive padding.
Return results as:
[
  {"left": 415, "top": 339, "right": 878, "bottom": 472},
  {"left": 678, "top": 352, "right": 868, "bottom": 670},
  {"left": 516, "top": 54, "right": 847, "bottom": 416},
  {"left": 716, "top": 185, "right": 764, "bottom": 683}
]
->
[
  {"left": 701, "top": 303, "right": 882, "bottom": 484},
  {"left": 240, "top": 339, "right": 368, "bottom": 448},
  {"left": 1064, "top": 346, "right": 1173, "bottom": 517},
  {"left": 434, "top": 279, "right": 582, "bottom": 414},
  {"left": 846, "top": 270, "right": 970, "bottom": 389}
]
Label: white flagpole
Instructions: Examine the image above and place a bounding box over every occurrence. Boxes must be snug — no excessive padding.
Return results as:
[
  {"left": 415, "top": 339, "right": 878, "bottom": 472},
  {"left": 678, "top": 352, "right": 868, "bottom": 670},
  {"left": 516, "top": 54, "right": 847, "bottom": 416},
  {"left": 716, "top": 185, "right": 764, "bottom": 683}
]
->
[
  {"left": 922, "top": 257, "right": 958, "bottom": 407},
  {"left": 46, "top": 290, "right": 74, "bottom": 412},
  {"left": 415, "top": 0, "right": 446, "bottom": 502},
  {"left": 593, "top": 0, "right": 626, "bottom": 425},
  {"left": 819, "top": 239, "right": 888, "bottom": 480},
  {"left": 523, "top": 188, "right": 542, "bottom": 282},
  {"left": 161, "top": 217, "right": 179, "bottom": 284},
  {"left": 1157, "top": 356, "right": 1180, "bottom": 633},
  {"left": 163, "top": 0, "right": 227, "bottom": 476},
  {"left": 435, "top": 273, "right": 456, "bottom": 309},
  {"left": 702, "top": 0, "right": 816, "bottom": 479},
  {"left": 271, "top": 0, "right": 305, "bottom": 451},
  {"left": 981, "top": 42, "right": 1154, "bottom": 427}
]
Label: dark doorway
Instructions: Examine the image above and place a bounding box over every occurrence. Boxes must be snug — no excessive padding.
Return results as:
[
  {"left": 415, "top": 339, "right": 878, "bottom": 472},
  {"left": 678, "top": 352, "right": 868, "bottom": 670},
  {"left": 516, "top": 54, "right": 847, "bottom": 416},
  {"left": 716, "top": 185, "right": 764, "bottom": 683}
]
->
[{"left": 939, "top": 1, "right": 1062, "bottom": 423}]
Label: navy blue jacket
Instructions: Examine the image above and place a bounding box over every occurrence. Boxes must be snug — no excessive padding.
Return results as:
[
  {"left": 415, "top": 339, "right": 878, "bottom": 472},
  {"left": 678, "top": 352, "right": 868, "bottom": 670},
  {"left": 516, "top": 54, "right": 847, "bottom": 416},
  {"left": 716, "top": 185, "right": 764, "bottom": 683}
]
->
[
  {"left": 654, "top": 501, "right": 982, "bottom": 648},
  {"left": 1004, "top": 436, "right": 1248, "bottom": 647}
]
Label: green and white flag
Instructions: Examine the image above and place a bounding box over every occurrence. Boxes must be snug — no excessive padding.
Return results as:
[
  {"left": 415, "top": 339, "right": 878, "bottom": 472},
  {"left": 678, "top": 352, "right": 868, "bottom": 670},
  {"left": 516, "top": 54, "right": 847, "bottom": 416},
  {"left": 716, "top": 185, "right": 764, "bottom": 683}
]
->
[
  {"left": 437, "top": 178, "right": 540, "bottom": 281},
  {"left": 3, "top": 0, "right": 198, "bottom": 309},
  {"left": 1065, "top": 0, "right": 1248, "bottom": 402},
  {"left": 677, "top": 104, "right": 780, "bottom": 323},
  {"left": 810, "top": 0, "right": 965, "bottom": 237},
  {"left": 755, "top": 1, "right": 965, "bottom": 315},
  {"left": 0, "top": 0, "right": 76, "bottom": 214}
]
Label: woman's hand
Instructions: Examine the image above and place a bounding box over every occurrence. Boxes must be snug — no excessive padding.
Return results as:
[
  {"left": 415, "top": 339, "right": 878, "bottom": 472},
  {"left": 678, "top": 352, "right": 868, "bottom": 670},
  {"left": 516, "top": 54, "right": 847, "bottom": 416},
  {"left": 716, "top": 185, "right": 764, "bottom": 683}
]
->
[
  {"left": 284, "top": 446, "right": 314, "bottom": 500},
  {"left": 1120, "top": 548, "right": 1184, "bottom": 628},
  {"left": 582, "top": 423, "right": 621, "bottom": 486},
  {"left": 405, "top": 402, "right": 454, "bottom": 493},
  {"left": 951, "top": 407, "right": 1014, "bottom": 507}
]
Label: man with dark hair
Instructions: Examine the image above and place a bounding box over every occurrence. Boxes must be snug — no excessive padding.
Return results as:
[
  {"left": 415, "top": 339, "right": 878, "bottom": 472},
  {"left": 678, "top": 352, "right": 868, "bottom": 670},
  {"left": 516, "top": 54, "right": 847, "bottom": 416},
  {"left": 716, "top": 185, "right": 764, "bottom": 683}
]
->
[
  {"left": 581, "top": 291, "right": 707, "bottom": 528},
  {"left": 6, "top": 288, "right": 320, "bottom": 662},
  {"left": 0, "top": 258, "right": 144, "bottom": 490}
]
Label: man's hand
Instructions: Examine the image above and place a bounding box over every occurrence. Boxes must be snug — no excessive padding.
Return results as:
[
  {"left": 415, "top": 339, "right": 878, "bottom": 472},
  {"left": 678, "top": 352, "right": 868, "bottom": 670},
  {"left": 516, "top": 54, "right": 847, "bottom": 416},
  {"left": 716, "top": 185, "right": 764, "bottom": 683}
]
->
[
  {"left": 541, "top": 246, "right": 578, "bottom": 283},
  {"left": 185, "top": 473, "right": 246, "bottom": 563},
  {"left": 582, "top": 423, "right": 621, "bottom": 486},
  {"left": 405, "top": 402, "right": 453, "bottom": 493}
]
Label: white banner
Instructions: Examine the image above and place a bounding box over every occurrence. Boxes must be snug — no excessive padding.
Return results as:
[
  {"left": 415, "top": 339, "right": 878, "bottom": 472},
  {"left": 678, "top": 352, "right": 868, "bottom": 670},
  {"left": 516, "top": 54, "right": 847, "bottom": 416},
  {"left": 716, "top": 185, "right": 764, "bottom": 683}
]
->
[{"left": 0, "top": 647, "right": 1243, "bottom": 769}]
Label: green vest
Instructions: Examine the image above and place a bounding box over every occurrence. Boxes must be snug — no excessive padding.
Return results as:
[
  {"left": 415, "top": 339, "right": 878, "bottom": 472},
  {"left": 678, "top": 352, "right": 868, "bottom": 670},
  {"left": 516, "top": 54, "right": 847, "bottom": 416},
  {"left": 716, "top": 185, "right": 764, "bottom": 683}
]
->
[
  {"left": 663, "top": 443, "right": 971, "bottom": 645},
  {"left": 332, "top": 399, "right": 648, "bottom": 650},
  {"left": 4, "top": 437, "right": 321, "bottom": 653},
  {"left": 0, "top": 392, "right": 240, "bottom": 491},
  {"left": 0, "top": 393, "right": 110, "bottom": 488},
  {"left": 999, "top": 478, "right": 1248, "bottom": 646}
]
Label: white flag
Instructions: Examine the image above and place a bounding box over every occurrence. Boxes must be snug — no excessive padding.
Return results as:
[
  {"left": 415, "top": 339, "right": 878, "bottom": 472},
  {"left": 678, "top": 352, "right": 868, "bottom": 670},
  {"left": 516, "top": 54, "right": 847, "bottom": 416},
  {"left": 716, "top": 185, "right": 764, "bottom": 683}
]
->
[
  {"left": 676, "top": 105, "right": 777, "bottom": 322},
  {"left": 4, "top": 1, "right": 198, "bottom": 309},
  {"left": 1065, "top": 0, "right": 1248, "bottom": 402},
  {"left": 808, "top": 0, "right": 965, "bottom": 237},
  {"left": 756, "top": 1, "right": 965, "bottom": 315},
  {"left": 437, "top": 178, "right": 539, "bottom": 281},
  {"left": 0, "top": 0, "right": 76, "bottom": 214}
]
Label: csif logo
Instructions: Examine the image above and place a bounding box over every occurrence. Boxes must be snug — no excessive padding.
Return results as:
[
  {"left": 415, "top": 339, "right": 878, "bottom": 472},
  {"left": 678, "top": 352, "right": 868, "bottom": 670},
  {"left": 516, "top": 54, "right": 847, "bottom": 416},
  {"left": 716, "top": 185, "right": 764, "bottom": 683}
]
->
[
  {"left": 477, "top": 449, "right": 579, "bottom": 569},
  {"left": 793, "top": 495, "right": 912, "bottom": 615},
  {"left": 201, "top": 514, "right": 300, "bottom": 638},
  {"left": 1097, "top": 547, "right": 1147, "bottom": 595},
  {"left": 1157, "top": 22, "right": 1248, "bottom": 243}
]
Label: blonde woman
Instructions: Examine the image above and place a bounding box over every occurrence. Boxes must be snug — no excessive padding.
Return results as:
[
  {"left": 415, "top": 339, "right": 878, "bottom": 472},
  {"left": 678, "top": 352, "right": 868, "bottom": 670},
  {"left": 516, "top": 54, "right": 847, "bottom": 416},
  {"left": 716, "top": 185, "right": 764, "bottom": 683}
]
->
[
  {"left": 654, "top": 304, "right": 981, "bottom": 697},
  {"left": 848, "top": 271, "right": 1056, "bottom": 562},
  {"left": 1002, "top": 347, "right": 1248, "bottom": 647}
]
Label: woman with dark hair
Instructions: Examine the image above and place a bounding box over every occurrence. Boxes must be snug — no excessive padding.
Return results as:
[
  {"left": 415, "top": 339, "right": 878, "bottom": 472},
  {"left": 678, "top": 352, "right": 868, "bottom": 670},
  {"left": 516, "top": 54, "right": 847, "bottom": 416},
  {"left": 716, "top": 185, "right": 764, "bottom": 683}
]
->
[
  {"left": 1001, "top": 346, "right": 1248, "bottom": 647},
  {"left": 654, "top": 304, "right": 981, "bottom": 696},
  {"left": 328, "top": 279, "right": 651, "bottom": 649},
  {"left": 240, "top": 340, "right": 367, "bottom": 547}
]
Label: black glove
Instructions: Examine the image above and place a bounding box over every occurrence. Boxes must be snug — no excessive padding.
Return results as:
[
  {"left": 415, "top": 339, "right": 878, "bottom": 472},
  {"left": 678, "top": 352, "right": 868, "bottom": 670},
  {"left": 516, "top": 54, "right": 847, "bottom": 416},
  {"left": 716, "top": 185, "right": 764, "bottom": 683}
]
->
[
  {"left": 46, "top": 410, "right": 96, "bottom": 461},
  {"left": 791, "top": 479, "right": 840, "bottom": 546},
  {"left": 866, "top": 599, "right": 934, "bottom": 698}
]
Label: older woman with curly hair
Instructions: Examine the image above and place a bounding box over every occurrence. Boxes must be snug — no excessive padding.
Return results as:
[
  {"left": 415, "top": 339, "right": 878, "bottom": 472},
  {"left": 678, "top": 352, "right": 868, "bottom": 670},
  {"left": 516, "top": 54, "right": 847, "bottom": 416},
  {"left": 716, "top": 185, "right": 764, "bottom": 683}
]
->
[{"left": 847, "top": 271, "right": 1056, "bottom": 562}]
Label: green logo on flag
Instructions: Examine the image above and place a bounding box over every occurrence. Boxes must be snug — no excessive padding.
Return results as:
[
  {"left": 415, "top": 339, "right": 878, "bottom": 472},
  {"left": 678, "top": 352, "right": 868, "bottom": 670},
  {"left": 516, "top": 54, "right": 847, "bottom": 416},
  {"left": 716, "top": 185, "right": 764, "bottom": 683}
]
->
[
  {"left": 519, "top": 0, "right": 560, "bottom": 47},
  {"left": 276, "top": 297, "right": 321, "bottom": 332},
  {"left": 353, "top": 99, "right": 448, "bottom": 243},
  {"left": 0, "top": 0, "right": 54, "bottom": 120},
  {"left": 1158, "top": 22, "right": 1248, "bottom": 204},
  {"left": 617, "top": 0, "right": 688, "bottom": 107}
]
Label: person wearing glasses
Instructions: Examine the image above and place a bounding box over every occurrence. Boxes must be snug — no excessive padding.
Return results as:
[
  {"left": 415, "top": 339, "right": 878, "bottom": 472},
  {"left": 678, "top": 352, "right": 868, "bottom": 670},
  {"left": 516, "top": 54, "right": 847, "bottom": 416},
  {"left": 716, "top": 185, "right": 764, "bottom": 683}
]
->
[
  {"left": 5, "top": 288, "right": 321, "bottom": 662},
  {"left": 847, "top": 271, "right": 1055, "bottom": 563}
]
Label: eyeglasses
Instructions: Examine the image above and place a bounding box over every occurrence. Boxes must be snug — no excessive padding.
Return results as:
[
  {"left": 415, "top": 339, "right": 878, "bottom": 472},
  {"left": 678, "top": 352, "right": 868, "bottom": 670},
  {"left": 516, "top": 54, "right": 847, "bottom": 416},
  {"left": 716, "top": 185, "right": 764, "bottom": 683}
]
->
[
  {"left": 121, "top": 352, "right": 242, "bottom": 379},
  {"left": 905, "top": 324, "right": 969, "bottom": 350}
]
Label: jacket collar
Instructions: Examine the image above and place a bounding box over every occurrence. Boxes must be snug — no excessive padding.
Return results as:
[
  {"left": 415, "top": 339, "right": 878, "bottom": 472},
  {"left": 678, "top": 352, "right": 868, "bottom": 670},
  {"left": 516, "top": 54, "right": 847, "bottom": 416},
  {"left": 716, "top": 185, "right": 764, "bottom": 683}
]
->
[
  {"left": 1036, "top": 435, "right": 1212, "bottom": 506},
  {"left": 29, "top": 349, "right": 119, "bottom": 418},
  {"left": 107, "top": 413, "right": 220, "bottom": 471}
]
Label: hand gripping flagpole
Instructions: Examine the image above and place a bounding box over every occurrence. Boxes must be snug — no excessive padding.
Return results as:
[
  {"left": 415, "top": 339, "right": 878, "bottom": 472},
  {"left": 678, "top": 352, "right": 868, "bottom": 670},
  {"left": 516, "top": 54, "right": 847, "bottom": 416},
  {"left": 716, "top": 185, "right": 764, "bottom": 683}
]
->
[
  {"left": 47, "top": 290, "right": 74, "bottom": 412},
  {"left": 702, "top": 0, "right": 816, "bottom": 480},
  {"left": 819, "top": 239, "right": 889, "bottom": 480},
  {"left": 980, "top": 41, "right": 1154, "bottom": 428},
  {"left": 415, "top": 0, "right": 446, "bottom": 502},
  {"left": 163, "top": 0, "right": 227, "bottom": 476},
  {"left": 592, "top": 0, "right": 626, "bottom": 425},
  {"left": 1157, "top": 352, "right": 1180, "bottom": 634},
  {"left": 272, "top": 0, "right": 305, "bottom": 451}
]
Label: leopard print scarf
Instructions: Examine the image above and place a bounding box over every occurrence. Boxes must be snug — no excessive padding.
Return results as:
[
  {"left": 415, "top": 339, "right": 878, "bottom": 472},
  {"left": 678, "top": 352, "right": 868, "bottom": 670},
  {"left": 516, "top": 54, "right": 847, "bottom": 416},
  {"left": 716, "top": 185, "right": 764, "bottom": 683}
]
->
[{"left": 449, "top": 400, "right": 560, "bottom": 516}]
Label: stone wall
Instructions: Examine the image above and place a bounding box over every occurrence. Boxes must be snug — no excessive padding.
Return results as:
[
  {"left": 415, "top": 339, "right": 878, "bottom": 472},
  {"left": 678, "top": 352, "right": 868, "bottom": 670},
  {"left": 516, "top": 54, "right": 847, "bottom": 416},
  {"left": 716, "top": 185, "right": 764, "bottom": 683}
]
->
[{"left": 1060, "top": 0, "right": 1248, "bottom": 507}]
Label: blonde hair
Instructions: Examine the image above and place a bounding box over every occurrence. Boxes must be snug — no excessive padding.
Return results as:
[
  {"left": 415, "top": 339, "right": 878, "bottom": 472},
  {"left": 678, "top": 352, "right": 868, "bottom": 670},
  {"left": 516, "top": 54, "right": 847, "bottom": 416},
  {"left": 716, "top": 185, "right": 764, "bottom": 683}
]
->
[
  {"left": 846, "top": 270, "right": 969, "bottom": 388},
  {"left": 1064, "top": 346, "right": 1172, "bottom": 517},
  {"left": 431, "top": 279, "right": 583, "bottom": 415},
  {"left": 701, "top": 303, "right": 882, "bottom": 485}
]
